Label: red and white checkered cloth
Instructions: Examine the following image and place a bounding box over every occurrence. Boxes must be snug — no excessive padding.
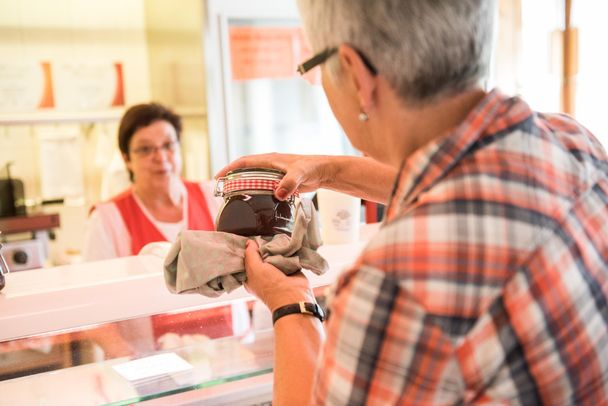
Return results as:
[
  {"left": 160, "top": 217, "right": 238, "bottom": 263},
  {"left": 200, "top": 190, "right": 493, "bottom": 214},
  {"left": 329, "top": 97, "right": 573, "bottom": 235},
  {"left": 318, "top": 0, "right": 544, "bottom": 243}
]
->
[
  {"left": 223, "top": 179, "right": 280, "bottom": 194},
  {"left": 223, "top": 178, "right": 298, "bottom": 196}
]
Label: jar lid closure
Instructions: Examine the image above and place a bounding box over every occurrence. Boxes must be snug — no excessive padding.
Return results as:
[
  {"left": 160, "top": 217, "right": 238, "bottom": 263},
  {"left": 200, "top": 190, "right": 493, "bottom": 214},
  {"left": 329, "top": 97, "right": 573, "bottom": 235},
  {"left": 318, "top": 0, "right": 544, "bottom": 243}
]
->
[{"left": 215, "top": 167, "right": 293, "bottom": 197}]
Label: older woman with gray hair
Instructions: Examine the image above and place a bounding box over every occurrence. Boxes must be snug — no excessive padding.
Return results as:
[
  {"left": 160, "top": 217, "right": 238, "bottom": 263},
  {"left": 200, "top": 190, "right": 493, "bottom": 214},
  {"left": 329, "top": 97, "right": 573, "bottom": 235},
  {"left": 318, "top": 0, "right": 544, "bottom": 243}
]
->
[{"left": 218, "top": 0, "right": 608, "bottom": 404}]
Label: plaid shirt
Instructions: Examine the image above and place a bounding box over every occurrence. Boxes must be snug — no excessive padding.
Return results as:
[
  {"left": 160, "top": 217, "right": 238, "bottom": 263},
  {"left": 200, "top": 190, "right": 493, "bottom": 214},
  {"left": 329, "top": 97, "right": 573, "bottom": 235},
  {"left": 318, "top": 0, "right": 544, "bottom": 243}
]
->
[{"left": 314, "top": 90, "right": 608, "bottom": 405}]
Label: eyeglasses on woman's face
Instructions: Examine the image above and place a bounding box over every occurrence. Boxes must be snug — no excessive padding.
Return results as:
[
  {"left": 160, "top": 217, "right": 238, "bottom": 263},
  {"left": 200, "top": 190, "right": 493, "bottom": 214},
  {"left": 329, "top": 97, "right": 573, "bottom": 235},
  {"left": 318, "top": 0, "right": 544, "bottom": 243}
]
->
[
  {"left": 296, "top": 46, "right": 378, "bottom": 76},
  {"left": 130, "top": 140, "right": 179, "bottom": 158}
]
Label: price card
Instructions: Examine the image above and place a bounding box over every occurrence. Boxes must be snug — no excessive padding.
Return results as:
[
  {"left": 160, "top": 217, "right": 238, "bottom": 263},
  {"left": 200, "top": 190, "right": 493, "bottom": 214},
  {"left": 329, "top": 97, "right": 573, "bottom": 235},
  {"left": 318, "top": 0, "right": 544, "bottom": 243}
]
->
[{"left": 112, "top": 353, "right": 193, "bottom": 382}]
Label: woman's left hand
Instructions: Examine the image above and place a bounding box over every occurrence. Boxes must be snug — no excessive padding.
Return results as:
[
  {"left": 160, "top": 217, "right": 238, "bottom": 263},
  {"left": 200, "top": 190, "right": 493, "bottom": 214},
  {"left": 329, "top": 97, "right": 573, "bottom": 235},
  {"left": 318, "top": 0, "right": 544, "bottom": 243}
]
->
[{"left": 244, "top": 240, "right": 315, "bottom": 312}]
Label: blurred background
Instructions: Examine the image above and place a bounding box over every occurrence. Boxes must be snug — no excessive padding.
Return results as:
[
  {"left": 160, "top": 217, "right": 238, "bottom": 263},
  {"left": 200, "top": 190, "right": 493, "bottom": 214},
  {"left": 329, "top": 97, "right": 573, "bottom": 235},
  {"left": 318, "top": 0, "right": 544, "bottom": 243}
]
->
[{"left": 0, "top": 0, "right": 606, "bottom": 267}]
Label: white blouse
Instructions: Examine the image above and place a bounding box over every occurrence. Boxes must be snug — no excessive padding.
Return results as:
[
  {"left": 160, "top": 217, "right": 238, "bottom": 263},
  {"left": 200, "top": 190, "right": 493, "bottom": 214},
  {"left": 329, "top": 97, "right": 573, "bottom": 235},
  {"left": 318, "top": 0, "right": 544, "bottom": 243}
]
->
[{"left": 82, "top": 180, "right": 221, "bottom": 262}]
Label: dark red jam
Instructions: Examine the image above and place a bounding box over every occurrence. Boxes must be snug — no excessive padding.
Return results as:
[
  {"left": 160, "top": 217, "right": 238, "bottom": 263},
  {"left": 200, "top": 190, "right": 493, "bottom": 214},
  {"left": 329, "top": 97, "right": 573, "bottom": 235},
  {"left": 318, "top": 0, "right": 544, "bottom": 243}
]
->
[
  {"left": 215, "top": 168, "right": 295, "bottom": 237},
  {"left": 216, "top": 193, "right": 294, "bottom": 237}
]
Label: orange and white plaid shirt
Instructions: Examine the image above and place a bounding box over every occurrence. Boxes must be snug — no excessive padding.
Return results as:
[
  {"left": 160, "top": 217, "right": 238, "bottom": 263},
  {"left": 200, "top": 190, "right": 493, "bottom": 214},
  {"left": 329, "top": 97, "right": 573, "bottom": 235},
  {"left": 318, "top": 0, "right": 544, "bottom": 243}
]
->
[{"left": 314, "top": 90, "right": 608, "bottom": 405}]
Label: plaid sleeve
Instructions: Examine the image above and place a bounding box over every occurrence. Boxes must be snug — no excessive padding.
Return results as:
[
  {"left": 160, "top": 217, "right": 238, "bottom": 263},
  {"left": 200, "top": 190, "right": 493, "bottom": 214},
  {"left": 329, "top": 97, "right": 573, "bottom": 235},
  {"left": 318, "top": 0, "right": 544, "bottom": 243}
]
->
[
  {"left": 312, "top": 190, "right": 608, "bottom": 405},
  {"left": 313, "top": 264, "right": 465, "bottom": 405},
  {"left": 311, "top": 91, "right": 608, "bottom": 404}
]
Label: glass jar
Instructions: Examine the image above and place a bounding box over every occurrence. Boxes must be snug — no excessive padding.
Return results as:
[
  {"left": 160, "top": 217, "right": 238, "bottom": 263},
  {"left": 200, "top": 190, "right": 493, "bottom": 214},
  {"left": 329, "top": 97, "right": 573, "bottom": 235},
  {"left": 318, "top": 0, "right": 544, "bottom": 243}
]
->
[{"left": 214, "top": 168, "right": 295, "bottom": 237}]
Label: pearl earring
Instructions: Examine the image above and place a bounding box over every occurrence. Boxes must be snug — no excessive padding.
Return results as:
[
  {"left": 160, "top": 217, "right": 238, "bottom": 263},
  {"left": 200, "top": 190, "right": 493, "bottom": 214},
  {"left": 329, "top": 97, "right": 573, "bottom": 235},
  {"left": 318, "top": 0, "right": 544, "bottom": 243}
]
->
[{"left": 358, "top": 112, "right": 369, "bottom": 122}]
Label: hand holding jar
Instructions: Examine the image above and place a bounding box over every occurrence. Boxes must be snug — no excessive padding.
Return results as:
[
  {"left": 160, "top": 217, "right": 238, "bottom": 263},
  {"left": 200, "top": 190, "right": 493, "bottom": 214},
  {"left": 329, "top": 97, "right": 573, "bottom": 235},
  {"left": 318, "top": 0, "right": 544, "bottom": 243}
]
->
[
  {"left": 215, "top": 154, "right": 397, "bottom": 204},
  {"left": 214, "top": 168, "right": 296, "bottom": 236},
  {"left": 214, "top": 167, "right": 318, "bottom": 311},
  {"left": 243, "top": 239, "right": 315, "bottom": 313},
  {"left": 215, "top": 153, "right": 333, "bottom": 201}
]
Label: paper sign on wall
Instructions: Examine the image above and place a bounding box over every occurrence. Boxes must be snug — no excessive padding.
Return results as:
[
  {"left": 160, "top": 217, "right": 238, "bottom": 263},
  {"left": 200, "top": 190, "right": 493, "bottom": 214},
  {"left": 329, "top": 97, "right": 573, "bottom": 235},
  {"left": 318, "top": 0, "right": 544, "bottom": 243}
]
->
[
  {"left": 0, "top": 61, "right": 124, "bottom": 113},
  {"left": 53, "top": 62, "right": 125, "bottom": 110},
  {"left": 0, "top": 62, "right": 55, "bottom": 112},
  {"left": 229, "top": 26, "right": 315, "bottom": 82},
  {"left": 38, "top": 129, "right": 84, "bottom": 200}
]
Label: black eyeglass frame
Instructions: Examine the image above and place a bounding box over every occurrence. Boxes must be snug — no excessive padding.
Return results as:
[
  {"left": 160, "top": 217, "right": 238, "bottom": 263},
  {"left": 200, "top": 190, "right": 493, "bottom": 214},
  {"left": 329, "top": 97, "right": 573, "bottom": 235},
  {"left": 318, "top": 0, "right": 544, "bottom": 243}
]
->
[{"left": 296, "top": 46, "right": 378, "bottom": 76}]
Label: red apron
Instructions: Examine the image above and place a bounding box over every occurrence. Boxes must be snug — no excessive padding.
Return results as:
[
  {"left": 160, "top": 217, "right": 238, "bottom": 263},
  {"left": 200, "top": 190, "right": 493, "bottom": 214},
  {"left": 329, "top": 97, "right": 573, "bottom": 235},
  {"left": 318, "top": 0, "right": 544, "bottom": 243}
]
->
[
  {"left": 112, "top": 181, "right": 215, "bottom": 255},
  {"left": 113, "top": 181, "right": 233, "bottom": 339}
]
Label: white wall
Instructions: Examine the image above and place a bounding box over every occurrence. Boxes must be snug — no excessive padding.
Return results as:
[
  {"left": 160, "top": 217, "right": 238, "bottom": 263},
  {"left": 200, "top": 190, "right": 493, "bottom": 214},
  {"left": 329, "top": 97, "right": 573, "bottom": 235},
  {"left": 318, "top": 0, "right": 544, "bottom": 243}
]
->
[
  {"left": 0, "top": 0, "right": 151, "bottom": 104},
  {"left": 0, "top": 0, "right": 211, "bottom": 264},
  {"left": 0, "top": 0, "right": 152, "bottom": 200},
  {"left": 143, "top": 0, "right": 211, "bottom": 182}
]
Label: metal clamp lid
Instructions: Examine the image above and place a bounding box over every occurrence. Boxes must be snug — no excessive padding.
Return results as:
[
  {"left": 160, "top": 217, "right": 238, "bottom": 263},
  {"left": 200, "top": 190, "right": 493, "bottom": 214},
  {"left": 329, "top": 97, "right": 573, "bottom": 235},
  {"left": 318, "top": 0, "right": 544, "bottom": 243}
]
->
[{"left": 214, "top": 168, "right": 291, "bottom": 198}]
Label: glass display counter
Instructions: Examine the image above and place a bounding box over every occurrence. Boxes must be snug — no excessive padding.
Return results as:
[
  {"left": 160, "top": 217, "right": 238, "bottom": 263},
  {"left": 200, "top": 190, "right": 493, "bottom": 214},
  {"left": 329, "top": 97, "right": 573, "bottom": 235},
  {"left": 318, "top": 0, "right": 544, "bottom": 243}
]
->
[
  {"left": 0, "top": 300, "right": 275, "bottom": 405},
  {"left": 0, "top": 223, "right": 379, "bottom": 404}
]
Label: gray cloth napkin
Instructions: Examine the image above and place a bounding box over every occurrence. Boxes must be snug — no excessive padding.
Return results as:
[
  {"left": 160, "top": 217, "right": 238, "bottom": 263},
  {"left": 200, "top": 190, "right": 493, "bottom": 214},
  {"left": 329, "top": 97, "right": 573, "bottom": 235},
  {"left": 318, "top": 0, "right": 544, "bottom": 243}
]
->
[{"left": 164, "top": 198, "right": 328, "bottom": 297}]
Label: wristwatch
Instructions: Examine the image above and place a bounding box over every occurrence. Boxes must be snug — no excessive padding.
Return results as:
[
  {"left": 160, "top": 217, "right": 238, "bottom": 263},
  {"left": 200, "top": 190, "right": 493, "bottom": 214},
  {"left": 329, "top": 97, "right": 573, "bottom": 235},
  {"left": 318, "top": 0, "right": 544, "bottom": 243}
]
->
[{"left": 272, "top": 302, "right": 326, "bottom": 325}]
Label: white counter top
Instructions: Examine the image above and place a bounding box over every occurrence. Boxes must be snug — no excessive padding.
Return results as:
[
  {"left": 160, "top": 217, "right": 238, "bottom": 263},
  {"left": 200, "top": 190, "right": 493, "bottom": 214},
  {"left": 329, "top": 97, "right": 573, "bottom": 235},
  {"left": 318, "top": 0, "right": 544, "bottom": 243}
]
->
[{"left": 0, "top": 223, "right": 379, "bottom": 341}]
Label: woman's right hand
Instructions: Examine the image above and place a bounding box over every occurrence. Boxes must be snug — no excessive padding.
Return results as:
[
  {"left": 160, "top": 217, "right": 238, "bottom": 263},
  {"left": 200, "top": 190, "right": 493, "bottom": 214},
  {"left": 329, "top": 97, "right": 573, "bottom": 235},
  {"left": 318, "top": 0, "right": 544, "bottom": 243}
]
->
[{"left": 215, "top": 153, "right": 334, "bottom": 201}]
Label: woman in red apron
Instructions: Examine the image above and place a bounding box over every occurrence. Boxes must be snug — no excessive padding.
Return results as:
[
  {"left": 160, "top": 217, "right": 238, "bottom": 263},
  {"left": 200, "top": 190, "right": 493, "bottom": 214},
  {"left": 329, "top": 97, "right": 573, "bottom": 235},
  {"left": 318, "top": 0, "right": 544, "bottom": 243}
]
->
[{"left": 82, "top": 103, "right": 246, "bottom": 354}]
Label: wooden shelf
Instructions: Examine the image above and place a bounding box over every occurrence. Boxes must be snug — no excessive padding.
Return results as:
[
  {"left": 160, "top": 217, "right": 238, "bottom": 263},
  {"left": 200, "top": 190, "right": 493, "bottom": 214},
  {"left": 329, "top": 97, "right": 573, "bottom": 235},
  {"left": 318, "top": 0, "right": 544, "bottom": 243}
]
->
[
  {"left": 0, "top": 107, "right": 206, "bottom": 126},
  {"left": 0, "top": 109, "right": 124, "bottom": 125}
]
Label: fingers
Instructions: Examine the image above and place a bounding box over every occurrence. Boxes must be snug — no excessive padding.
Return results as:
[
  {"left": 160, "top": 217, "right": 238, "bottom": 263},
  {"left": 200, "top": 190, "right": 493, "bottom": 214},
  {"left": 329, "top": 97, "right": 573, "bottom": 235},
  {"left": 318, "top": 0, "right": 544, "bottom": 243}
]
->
[
  {"left": 275, "top": 172, "right": 301, "bottom": 200},
  {"left": 214, "top": 154, "right": 281, "bottom": 179},
  {"left": 244, "top": 239, "right": 263, "bottom": 273},
  {"left": 214, "top": 157, "right": 248, "bottom": 179},
  {"left": 214, "top": 153, "right": 322, "bottom": 201},
  {"left": 214, "top": 156, "right": 251, "bottom": 179}
]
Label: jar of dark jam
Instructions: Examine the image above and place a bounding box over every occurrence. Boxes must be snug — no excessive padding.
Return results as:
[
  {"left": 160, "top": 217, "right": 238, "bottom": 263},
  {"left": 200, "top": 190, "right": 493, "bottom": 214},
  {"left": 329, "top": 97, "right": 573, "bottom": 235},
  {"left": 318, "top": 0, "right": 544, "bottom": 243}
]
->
[{"left": 214, "top": 168, "right": 295, "bottom": 237}]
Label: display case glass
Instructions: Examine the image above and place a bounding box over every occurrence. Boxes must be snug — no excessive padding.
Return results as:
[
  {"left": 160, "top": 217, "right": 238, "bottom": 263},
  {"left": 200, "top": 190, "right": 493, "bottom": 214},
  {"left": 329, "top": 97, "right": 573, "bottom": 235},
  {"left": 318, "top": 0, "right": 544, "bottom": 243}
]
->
[
  {"left": 0, "top": 300, "right": 275, "bottom": 405},
  {"left": 0, "top": 223, "right": 378, "bottom": 404}
]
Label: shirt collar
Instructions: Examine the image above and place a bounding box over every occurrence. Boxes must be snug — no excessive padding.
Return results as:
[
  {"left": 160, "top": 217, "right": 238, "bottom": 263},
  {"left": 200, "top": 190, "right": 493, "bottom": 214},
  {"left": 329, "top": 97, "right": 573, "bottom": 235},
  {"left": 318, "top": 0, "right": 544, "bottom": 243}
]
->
[{"left": 385, "top": 89, "right": 529, "bottom": 222}]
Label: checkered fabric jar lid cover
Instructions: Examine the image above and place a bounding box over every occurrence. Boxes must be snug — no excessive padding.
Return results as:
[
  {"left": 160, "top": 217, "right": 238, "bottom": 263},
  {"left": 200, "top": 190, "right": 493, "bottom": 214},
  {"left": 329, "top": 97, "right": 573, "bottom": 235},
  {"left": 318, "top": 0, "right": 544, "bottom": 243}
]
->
[{"left": 215, "top": 168, "right": 292, "bottom": 197}]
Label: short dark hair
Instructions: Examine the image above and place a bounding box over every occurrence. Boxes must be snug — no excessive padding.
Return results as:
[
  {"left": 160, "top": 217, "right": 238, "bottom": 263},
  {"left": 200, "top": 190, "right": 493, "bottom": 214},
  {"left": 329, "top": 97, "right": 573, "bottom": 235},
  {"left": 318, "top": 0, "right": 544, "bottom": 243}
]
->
[
  {"left": 118, "top": 103, "right": 182, "bottom": 182},
  {"left": 118, "top": 102, "right": 182, "bottom": 157}
]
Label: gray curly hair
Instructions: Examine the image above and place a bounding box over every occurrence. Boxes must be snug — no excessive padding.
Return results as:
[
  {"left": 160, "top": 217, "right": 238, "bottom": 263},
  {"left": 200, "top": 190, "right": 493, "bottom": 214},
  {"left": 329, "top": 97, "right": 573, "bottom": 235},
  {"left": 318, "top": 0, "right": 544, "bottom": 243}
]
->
[{"left": 297, "top": 0, "right": 496, "bottom": 105}]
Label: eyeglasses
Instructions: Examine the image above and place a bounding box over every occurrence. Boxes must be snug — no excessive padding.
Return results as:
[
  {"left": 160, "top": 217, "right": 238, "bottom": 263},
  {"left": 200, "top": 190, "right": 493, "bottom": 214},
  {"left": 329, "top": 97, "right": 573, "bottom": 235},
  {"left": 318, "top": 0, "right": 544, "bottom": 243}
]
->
[
  {"left": 296, "top": 46, "right": 378, "bottom": 76},
  {"left": 297, "top": 47, "right": 338, "bottom": 75},
  {"left": 131, "top": 141, "right": 178, "bottom": 158}
]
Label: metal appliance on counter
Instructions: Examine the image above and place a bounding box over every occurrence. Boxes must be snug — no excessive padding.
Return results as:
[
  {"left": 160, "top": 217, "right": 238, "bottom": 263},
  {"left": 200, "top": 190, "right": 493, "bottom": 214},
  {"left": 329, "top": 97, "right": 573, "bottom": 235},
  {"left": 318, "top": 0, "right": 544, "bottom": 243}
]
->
[
  {"left": 0, "top": 162, "right": 60, "bottom": 272},
  {"left": 0, "top": 214, "right": 60, "bottom": 272}
]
